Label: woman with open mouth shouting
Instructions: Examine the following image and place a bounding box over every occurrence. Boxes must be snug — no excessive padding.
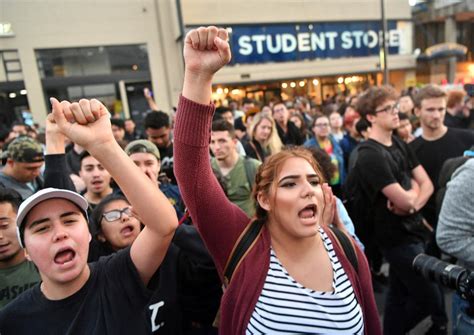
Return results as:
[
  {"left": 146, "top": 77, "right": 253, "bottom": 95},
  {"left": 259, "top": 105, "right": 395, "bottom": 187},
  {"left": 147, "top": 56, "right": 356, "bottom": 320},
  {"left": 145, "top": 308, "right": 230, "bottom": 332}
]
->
[{"left": 174, "top": 26, "right": 381, "bottom": 335}]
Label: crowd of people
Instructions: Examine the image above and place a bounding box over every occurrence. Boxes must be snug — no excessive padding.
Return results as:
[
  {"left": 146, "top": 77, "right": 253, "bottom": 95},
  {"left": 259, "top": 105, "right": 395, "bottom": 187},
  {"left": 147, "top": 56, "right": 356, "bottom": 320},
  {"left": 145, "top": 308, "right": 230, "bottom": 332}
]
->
[{"left": 0, "top": 25, "right": 473, "bottom": 334}]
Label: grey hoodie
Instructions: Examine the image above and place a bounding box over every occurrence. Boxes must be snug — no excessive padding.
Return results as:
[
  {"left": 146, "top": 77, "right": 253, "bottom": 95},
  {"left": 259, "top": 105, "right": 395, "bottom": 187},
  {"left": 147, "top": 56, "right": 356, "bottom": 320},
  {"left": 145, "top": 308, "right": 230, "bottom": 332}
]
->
[{"left": 436, "top": 159, "right": 474, "bottom": 270}]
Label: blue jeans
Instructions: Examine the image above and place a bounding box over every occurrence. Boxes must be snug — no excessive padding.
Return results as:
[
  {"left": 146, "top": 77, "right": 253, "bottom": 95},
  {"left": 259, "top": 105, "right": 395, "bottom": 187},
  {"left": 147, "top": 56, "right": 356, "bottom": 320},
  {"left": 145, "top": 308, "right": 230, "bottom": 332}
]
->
[
  {"left": 382, "top": 242, "right": 447, "bottom": 335},
  {"left": 452, "top": 293, "right": 474, "bottom": 335}
]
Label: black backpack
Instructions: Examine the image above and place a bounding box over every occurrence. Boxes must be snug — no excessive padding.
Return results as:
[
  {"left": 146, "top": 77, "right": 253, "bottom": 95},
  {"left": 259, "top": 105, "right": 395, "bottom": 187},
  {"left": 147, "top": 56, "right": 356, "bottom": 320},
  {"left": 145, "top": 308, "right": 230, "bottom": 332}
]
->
[{"left": 343, "top": 137, "right": 409, "bottom": 245}]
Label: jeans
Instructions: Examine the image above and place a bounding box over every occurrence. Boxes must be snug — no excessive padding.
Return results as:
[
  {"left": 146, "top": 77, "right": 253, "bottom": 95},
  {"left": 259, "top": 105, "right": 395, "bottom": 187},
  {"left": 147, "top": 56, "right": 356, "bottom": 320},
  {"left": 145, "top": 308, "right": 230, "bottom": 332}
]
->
[
  {"left": 452, "top": 293, "right": 474, "bottom": 335},
  {"left": 382, "top": 242, "right": 447, "bottom": 335}
]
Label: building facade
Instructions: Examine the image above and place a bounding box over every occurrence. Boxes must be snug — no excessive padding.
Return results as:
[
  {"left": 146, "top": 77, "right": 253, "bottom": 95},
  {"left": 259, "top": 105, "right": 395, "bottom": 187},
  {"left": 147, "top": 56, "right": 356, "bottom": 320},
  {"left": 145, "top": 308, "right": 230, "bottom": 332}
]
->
[
  {"left": 1, "top": 0, "right": 416, "bottom": 126},
  {"left": 182, "top": 0, "right": 416, "bottom": 105},
  {"left": 0, "top": 0, "right": 184, "bottom": 127},
  {"left": 413, "top": 0, "right": 474, "bottom": 85}
]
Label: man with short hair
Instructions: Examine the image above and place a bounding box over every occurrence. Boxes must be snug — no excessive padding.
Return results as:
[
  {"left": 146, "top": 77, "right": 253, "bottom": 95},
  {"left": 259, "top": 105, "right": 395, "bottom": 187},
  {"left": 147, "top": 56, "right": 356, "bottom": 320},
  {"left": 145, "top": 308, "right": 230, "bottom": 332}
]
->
[
  {"left": 215, "top": 106, "right": 235, "bottom": 126},
  {"left": 410, "top": 85, "right": 474, "bottom": 235},
  {"left": 210, "top": 120, "right": 260, "bottom": 217},
  {"left": 272, "top": 102, "right": 304, "bottom": 145},
  {"left": 144, "top": 111, "right": 175, "bottom": 184},
  {"left": 124, "top": 140, "right": 184, "bottom": 219},
  {"left": 0, "top": 137, "right": 44, "bottom": 200},
  {"left": 0, "top": 97, "right": 178, "bottom": 334},
  {"left": 124, "top": 118, "right": 142, "bottom": 142},
  {"left": 354, "top": 86, "right": 447, "bottom": 334},
  {"left": 78, "top": 152, "right": 113, "bottom": 210},
  {"left": 0, "top": 188, "right": 40, "bottom": 309},
  {"left": 110, "top": 118, "right": 126, "bottom": 143}
]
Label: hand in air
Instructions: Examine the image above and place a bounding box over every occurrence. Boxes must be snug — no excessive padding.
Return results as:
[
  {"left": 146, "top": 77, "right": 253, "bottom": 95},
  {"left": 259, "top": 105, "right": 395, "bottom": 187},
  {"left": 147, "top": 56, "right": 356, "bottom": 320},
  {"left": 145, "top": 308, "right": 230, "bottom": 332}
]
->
[
  {"left": 50, "top": 98, "right": 114, "bottom": 151},
  {"left": 183, "top": 26, "right": 231, "bottom": 78}
]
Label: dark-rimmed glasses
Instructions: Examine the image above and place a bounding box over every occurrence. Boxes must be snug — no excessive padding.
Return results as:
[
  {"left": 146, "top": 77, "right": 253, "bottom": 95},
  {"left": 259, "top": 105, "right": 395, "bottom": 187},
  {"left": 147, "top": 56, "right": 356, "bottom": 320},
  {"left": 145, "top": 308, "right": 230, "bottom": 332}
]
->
[
  {"left": 102, "top": 207, "right": 132, "bottom": 222},
  {"left": 375, "top": 103, "right": 399, "bottom": 115}
]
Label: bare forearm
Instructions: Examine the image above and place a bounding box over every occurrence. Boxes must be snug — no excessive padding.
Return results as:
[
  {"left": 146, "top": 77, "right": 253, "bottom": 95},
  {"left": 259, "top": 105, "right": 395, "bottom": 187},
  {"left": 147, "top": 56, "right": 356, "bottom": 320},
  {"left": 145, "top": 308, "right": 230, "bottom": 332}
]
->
[
  {"left": 413, "top": 178, "right": 433, "bottom": 212},
  {"left": 182, "top": 71, "right": 213, "bottom": 105},
  {"left": 146, "top": 98, "right": 159, "bottom": 111},
  {"left": 89, "top": 142, "right": 177, "bottom": 236},
  {"left": 45, "top": 133, "right": 65, "bottom": 154}
]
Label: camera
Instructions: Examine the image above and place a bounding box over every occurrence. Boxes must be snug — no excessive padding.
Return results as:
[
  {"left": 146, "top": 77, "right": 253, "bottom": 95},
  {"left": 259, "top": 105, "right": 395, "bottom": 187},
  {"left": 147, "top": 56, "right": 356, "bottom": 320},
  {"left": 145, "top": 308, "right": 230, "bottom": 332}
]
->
[{"left": 413, "top": 254, "right": 474, "bottom": 306}]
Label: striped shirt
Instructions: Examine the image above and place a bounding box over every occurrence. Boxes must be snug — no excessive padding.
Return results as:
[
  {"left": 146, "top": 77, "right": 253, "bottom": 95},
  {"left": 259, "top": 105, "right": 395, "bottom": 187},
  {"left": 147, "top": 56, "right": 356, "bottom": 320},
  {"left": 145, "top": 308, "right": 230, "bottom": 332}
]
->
[{"left": 246, "top": 228, "right": 364, "bottom": 334}]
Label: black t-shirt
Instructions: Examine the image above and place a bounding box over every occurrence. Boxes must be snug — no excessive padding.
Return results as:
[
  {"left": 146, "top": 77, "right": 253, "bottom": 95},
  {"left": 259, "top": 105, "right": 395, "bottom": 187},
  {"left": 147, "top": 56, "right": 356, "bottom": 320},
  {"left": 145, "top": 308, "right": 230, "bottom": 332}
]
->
[
  {"left": 444, "top": 112, "right": 470, "bottom": 129},
  {"left": 0, "top": 248, "right": 151, "bottom": 335},
  {"left": 276, "top": 121, "right": 304, "bottom": 146},
  {"left": 88, "top": 225, "right": 221, "bottom": 334},
  {"left": 356, "top": 137, "right": 422, "bottom": 248},
  {"left": 158, "top": 143, "right": 176, "bottom": 184},
  {"left": 410, "top": 128, "right": 474, "bottom": 225}
]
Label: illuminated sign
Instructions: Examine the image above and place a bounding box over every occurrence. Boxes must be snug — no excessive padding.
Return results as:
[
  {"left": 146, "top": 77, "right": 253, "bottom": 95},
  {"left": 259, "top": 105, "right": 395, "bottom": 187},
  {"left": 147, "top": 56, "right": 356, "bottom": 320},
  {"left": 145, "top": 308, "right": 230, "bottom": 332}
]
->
[{"left": 228, "top": 21, "right": 411, "bottom": 65}]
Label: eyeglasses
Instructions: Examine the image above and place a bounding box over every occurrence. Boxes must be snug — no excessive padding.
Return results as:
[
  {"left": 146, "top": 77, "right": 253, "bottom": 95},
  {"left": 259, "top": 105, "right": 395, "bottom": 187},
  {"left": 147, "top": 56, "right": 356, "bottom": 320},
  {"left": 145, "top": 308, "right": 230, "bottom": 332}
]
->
[
  {"left": 102, "top": 207, "right": 132, "bottom": 222},
  {"left": 375, "top": 103, "right": 399, "bottom": 115}
]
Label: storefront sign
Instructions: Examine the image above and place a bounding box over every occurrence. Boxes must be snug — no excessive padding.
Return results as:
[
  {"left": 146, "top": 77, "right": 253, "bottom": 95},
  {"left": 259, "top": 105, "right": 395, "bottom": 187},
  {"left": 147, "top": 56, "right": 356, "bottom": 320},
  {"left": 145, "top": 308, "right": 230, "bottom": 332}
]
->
[{"left": 229, "top": 21, "right": 408, "bottom": 65}]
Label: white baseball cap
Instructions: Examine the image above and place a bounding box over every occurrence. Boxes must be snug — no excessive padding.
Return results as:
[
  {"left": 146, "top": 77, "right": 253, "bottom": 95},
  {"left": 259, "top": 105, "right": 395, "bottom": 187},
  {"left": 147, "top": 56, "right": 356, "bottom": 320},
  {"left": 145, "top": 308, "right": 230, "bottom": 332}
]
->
[{"left": 16, "top": 188, "right": 89, "bottom": 248}]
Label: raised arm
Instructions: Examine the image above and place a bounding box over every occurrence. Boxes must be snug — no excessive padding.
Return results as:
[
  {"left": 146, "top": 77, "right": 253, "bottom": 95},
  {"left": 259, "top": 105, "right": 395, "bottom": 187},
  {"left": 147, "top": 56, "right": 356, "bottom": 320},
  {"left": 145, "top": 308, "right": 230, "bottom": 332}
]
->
[
  {"left": 43, "top": 113, "right": 76, "bottom": 191},
  {"left": 174, "top": 26, "right": 250, "bottom": 274},
  {"left": 50, "top": 98, "right": 178, "bottom": 285}
]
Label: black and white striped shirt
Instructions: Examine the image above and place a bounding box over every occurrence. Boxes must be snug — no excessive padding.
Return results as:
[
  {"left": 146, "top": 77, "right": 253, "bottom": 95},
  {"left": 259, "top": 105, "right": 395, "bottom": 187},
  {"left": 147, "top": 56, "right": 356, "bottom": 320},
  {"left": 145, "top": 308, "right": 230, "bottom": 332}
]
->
[{"left": 246, "top": 228, "right": 364, "bottom": 334}]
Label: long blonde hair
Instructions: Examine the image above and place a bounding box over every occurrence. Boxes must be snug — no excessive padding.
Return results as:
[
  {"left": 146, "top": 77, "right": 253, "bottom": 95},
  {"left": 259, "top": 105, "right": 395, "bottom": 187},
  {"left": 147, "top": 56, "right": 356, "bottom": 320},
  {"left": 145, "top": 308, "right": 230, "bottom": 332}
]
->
[{"left": 248, "top": 113, "right": 283, "bottom": 156}]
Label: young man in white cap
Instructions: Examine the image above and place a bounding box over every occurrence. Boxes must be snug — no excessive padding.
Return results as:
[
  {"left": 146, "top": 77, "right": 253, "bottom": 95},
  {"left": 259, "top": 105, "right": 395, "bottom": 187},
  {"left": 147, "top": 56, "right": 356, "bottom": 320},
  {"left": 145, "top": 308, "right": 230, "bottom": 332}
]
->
[{"left": 0, "top": 98, "right": 178, "bottom": 334}]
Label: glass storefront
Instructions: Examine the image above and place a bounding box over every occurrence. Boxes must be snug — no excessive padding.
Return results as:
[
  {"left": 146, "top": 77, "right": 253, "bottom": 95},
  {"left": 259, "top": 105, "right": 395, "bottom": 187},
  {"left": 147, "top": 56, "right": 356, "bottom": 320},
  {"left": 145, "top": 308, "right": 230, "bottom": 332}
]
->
[
  {"left": 211, "top": 73, "right": 375, "bottom": 107},
  {"left": 34, "top": 45, "right": 152, "bottom": 117}
]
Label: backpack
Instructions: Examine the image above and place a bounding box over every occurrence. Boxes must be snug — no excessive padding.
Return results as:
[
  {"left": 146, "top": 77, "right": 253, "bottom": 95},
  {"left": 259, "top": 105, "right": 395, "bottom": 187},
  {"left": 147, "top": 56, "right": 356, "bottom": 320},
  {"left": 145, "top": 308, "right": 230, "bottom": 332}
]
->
[
  {"left": 211, "top": 156, "right": 259, "bottom": 189},
  {"left": 343, "top": 137, "right": 409, "bottom": 245},
  {"left": 345, "top": 137, "right": 433, "bottom": 245}
]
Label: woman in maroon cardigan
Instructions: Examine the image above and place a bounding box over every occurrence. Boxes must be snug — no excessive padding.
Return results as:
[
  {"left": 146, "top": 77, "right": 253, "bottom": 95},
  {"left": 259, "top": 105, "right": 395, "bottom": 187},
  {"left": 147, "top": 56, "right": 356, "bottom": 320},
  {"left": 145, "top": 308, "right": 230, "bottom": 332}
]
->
[{"left": 174, "top": 26, "right": 381, "bottom": 335}]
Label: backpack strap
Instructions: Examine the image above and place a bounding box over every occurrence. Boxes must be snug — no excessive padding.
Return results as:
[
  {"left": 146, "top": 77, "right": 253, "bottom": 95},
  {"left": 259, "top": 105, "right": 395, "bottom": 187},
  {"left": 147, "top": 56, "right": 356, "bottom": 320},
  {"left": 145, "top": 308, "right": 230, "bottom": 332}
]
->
[
  {"left": 328, "top": 225, "right": 359, "bottom": 273},
  {"left": 243, "top": 156, "right": 258, "bottom": 187},
  {"left": 223, "top": 218, "right": 264, "bottom": 287}
]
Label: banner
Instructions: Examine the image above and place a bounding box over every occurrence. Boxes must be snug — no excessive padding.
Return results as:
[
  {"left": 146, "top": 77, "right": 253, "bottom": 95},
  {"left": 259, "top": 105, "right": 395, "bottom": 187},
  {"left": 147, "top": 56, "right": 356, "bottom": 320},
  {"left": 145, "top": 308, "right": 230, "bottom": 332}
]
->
[{"left": 228, "top": 21, "right": 410, "bottom": 65}]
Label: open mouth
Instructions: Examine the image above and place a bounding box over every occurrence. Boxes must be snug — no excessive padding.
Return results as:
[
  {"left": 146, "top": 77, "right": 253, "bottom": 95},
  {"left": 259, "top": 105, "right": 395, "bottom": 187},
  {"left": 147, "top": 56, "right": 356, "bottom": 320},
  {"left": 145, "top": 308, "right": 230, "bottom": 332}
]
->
[
  {"left": 298, "top": 204, "right": 317, "bottom": 220},
  {"left": 0, "top": 243, "right": 11, "bottom": 252},
  {"left": 91, "top": 180, "right": 103, "bottom": 187},
  {"left": 54, "top": 248, "right": 76, "bottom": 265},
  {"left": 120, "top": 225, "right": 135, "bottom": 237}
]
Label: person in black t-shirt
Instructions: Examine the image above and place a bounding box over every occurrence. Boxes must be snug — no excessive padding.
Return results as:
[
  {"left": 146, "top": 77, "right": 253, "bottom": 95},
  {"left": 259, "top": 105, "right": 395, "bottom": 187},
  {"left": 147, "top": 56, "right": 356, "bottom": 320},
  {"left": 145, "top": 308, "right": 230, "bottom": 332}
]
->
[
  {"left": 144, "top": 111, "right": 176, "bottom": 184},
  {"left": 410, "top": 85, "right": 474, "bottom": 245},
  {"left": 272, "top": 102, "right": 305, "bottom": 146},
  {"left": 355, "top": 86, "right": 447, "bottom": 335},
  {"left": 89, "top": 194, "right": 221, "bottom": 335},
  {"left": 0, "top": 98, "right": 178, "bottom": 335}
]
